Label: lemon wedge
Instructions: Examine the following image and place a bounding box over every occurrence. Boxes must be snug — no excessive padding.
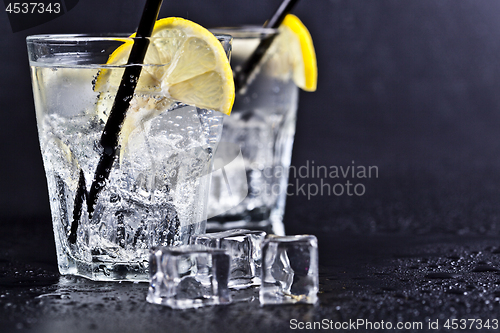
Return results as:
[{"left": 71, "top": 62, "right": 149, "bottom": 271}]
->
[
  {"left": 94, "top": 17, "right": 234, "bottom": 152},
  {"left": 269, "top": 14, "right": 317, "bottom": 92}
]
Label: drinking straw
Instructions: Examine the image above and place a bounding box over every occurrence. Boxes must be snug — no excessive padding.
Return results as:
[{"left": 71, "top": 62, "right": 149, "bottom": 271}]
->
[
  {"left": 234, "top": 0, "right": 300, "bottom": 93},
  {"left": 69, "top": 0, "right": 163, "bottom": 243},
  {"left": 69, "top": 170, "right": 86, "bottom": 244}
]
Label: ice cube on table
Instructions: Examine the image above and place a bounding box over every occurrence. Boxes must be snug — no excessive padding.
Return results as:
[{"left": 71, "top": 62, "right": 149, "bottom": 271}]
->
[
  {"left": 190, "top": 229, "right": 266, "bottom": 289},
  {"left": 147, "top": 245, "right": 231, "bottom": 309},
  {"left": 260, "top": 235, "right": 318, "bottom": 305}
]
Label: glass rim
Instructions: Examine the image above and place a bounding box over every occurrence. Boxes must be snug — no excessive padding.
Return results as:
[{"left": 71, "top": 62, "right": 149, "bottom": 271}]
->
[
  {"left": 210, "top": 26, "right": 278, "bottom": 39},
  {"left": 26, "top": 33, "right": 232, "bottom": 44},
  {"left": 27, "top": 33, "right": 232, "bottom": 67}
]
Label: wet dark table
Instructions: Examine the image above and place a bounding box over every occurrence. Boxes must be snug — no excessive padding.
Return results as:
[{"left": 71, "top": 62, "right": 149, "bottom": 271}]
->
[{"left": 3, "top": 199, "right": 500, "bottom": 333}]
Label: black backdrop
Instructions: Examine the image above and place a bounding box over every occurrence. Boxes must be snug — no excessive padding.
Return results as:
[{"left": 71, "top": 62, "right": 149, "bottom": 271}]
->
[{"left": 3, "top": 0, "right": 500, "bottom": 236}]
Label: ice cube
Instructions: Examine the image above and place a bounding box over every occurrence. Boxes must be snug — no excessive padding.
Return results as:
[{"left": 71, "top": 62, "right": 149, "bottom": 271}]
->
[
  {"left": 147, "top": 245, "right": 231, "bottom": 309},
  {"left": 260, "top": 235, "right": 318, "bottom": 305},
  {"left": 190, "top": 229, "right": 266, "bottom": 289}
]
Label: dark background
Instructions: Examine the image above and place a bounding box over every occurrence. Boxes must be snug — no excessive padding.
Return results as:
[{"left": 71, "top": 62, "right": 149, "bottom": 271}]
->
[
  {"left": 4, "top": 1, "right": 500, "bottom": 332},
  {"left": 3, "top": 0, "right": 500, "bottom": 234}
]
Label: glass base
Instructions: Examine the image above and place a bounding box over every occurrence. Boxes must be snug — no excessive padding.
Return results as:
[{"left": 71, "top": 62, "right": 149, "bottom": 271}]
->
[
  {"left": 146, "top": 293, "right": 227, "bottom": 309},
  {"left": 53, "top": 221, "right": 207, "bottom": 282},
  {"left": 58, "top": 254, "right": 150, "bottom": 282}
]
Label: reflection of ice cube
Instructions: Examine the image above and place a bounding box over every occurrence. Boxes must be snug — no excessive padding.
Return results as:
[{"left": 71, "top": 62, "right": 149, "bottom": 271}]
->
[
  {"left": 147, "top": 245, "right": 231, "bottom": 309},
  {"left": 208, "top": 142, "right": 248, "bottom": 218},
  {"left": 190, "top": 229, "right": 266, "bottom": 289},
  {"left": 260, "top": 235, "right": 318, "bottom": 305}
]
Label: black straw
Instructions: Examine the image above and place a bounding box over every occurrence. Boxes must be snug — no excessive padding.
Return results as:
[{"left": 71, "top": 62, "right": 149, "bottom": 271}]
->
[
  {"left": 69, "top": 170, "right": 86, "bottom": 243},
  {"left": 234, "top": 0, "right": 300, "bottom": 93},
  {"left": 88, "top": 0, "right": 163, "bottom": 217},
  {"left": 69, "top": 0, "right": 163, "bottom": 243},
  {"left": 264, "top": 0, "right": 299, "bottom": 28}
]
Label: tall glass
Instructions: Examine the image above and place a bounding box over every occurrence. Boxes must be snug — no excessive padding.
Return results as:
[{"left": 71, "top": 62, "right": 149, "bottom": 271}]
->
[
  {"left": 207, "top": 27, "right": 299, "bottom": 236},
  {"left": 27, "top": 34, "right": 231, "bottom": 281}
]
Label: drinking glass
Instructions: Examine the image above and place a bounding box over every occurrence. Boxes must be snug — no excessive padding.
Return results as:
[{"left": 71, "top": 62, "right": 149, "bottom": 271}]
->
[
  {"left": 207, "top": 27, "right": 299, "bottom": 236},
  {"left": 27, "top": 34, "right": 231, "bottom": 281}
]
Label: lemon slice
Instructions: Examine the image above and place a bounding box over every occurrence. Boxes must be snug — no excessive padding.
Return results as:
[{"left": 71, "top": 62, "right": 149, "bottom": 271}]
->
[
  {"left": 94, "top": 17, "right": 234, "bottom": 152},
  {"left": 269, "top": 14, "right": 317, "bottom": 92}
]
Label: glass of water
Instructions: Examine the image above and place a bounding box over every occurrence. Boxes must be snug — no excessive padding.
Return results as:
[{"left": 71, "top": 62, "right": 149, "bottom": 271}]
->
[
  {"left": 27, "top": 33, "right": 231, "bottom": 281},
  {"left": 207, "top": 27, "right": 300, "bottom": 236}
]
